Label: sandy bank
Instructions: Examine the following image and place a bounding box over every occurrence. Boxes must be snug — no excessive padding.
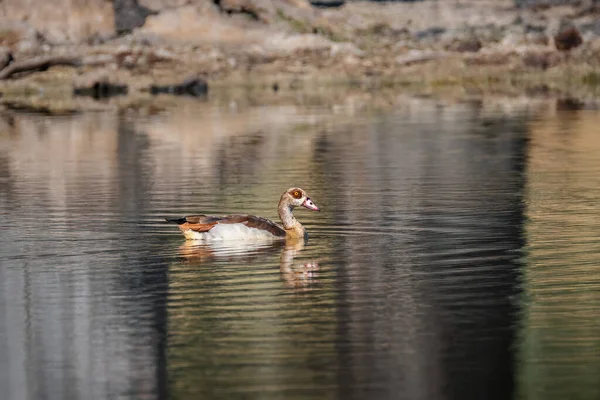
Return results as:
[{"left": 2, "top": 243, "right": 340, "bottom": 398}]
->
[{"left": 1, "top": 0, "right": 600, "bottom": 112}]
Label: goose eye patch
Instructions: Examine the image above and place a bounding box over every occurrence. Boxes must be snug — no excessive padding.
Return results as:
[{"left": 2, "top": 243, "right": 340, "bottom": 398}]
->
[{"left": 292, "top": 190, "right": 302, "bottom": 199}]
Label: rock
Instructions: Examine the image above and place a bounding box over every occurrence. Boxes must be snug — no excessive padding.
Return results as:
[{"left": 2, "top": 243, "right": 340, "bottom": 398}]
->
[
  {"left": 215, "top": 0, "right": 315, "bottom": 25},
  {"left": 501, "top": 32, "right": 524, "bottom": 48},
  {"left": 150, "top": 77, "right": 208, "bottom": 97},
  {"left": 448, "top": 37, "right": 482, "bottom": 53},
  {"left": 330, "top": 42, "right": 364, "bottom": 57},
  {"left": 554, "top": 26, "right": 583, "bottom": 51},
  {"left": 122, "top": 55, "right": 137, "bottom": 69},
  {"left": 0, "top": 47, "right": 14, "bottom": 71},
  {"left": 73, "top": 80, "right": 128, "bottom": 99},
  {"left": 0, "top": 1, "right": 114, "bottom": 44},
  {"left": 139, "top": 0, "right": 189, "bottom": 9},
  {"left": 414, "top": 27, "right": 447, "bottom": 41},
  {"left": 464, "top": 51, "right": 512, "bottom": 66},
  {"left": 216, "top": 0, "right": 264, "bottom": 21},
  {"left": 261, "top": 33, "right": 361, "bottom": 58},
  {"left": 396, "top": 50, "right": 446, "bottom": 66},
  {"left": 82, "top": 54, "right": 116, "bottom": 67},
  {"left": 556, "top": 97, "right": 586, "bottom": 111},
  {"left": 526, "top": 32, "right": 550, "bottom": 46},
  {"left": 580, "top": 20, "right": 600, "bottom": 37},
  {"left": 0, "top": 55, "right": 82, "bottom": 80},
  {"left": 343, "top": 54, "right": 359, "bottom": 65},
  {"left": 263, "top": 33, "right": 331, "bottom": 54},
  {"left": 114, "top": 0, "right": 157, "bottom": 35},
  {"left": 360, "top": 22, "right": 410, "bottom": 38},
  {"left": 501, "top": 30, "right": 550, "bottom": 48},
  {"left": 515, "top": 0, "right": 575, "bottom": 7},
  {"left": 524, "top": 23, "right": 545, "bottom": 34},
  {"left": 0, "top": 20, "right": 42, "bottom": 53},
  {"left": 522, "top": 50, "right": 560, "bottom": 69},
  {"left": 113, "top": 46, "right": 148, "bottom": 69},
  {"left": 149, "top": 48, "right": 175, "bottom": 62},
  {"left": 138, "top": 4, "right": 255, "bottom": 43}
]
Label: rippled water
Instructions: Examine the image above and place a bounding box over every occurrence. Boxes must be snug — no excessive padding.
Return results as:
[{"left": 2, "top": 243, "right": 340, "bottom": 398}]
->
[{"left": 0, "top": 95, "right": 599, "bottom": 400}]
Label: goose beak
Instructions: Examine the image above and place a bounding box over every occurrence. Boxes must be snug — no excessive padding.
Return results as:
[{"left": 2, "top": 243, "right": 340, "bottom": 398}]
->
[{"left": 302, "top": 197, "right": 320, "bottom": 211}]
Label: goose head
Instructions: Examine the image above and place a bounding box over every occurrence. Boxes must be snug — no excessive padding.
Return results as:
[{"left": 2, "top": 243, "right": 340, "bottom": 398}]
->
[{"left": 281, "top": 187, "right": 320, "bottom": 211}]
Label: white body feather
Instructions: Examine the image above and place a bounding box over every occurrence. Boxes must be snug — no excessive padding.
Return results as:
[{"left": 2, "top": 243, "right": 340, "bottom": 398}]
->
[{"left": 183, "top": 222, "right": 282, "bottom": 241}]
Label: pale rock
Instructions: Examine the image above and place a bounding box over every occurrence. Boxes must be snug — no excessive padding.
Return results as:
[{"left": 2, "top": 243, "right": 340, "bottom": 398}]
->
[
  {"left": 396, "top": 49, "right": 447, "bottom": 66},
  {"left": 138, "top": 4, "right": 269, "bottom": 44},
  {"left": 123, "top": 55, "right": 137, "bottom": 69},
  {"left": 83, "top": 53, "right": 116, "bottom": 66},
  {"left": 0, "top": 0, "right": 114, "bottom": 44},
  {"left": 151, "top": 48, "right": 175, "bottom": 61},
  {"left": 263, "top": 33, "right": 360, "bottom": 57},
  {"left": 0, "top": 20, "right": 41, "bottom": 53},
  {"left": 331, "top": 42, "right": 365, "bottom": 57}
]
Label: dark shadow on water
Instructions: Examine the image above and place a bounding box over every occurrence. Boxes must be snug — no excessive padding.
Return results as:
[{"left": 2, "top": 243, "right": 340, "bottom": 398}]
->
[
  {"left": 322, "top": 106, "right": 529, "bottom": 400},
  {"left": 114, "top": 117, "right": 169, "bottom": 399}
]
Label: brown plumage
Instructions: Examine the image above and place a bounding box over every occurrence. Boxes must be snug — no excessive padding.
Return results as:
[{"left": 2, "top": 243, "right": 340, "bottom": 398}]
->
[
  {"left": 166, "top": 187, "right": 320, "bottom": 241},
  {"left": 172, "top": 215, "right": 287, "bottom": 237}
]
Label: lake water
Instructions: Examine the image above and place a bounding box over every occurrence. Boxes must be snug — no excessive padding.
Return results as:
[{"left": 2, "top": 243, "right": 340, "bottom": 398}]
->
[{"left": 1, "top": 93, "right": 599, "bottom": 400}]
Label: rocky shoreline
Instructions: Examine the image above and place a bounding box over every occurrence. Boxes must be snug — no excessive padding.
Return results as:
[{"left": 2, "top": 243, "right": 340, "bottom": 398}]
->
[{"left": 1, "top": 0, "right": 600, "bottom": 112}]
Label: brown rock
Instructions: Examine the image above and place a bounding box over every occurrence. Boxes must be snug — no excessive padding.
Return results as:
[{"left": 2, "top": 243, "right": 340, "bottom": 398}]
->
[
  {"left": 554, "top": 26, "right": 583, "bottom": 51},
  {"left": 464, "top": 51, "right": 512, "bottom": 66},
  {"left": 522, "top": 51, "right": 560, "bottom": 69},
  {"left": 0, "top": 0, "right": 114, "bottom": 44},
  {"left": 216, "top": 0, "right": 317, "bottom": 27},
  {"left": 0, "top": 47, "right": 14, "bottom": 70},
  {"left": 114, "top": 0, "right": 157, "bottom": 34},
  {"left": 396, "top": 50, "right": 446, "bottom": 66},
  {"left": 217, "top": 0, "right": 265, "bottom": 21},
  {"left": 139, "top": 4, "right": 257, "bottom": 43},
  {"left": 526, "top": 32, "right": 549, "bottom": 46},
  {"left": 449, "top": 37, "right": 482, "bottom": 53},
  {"left": 0, "top": 55, "right": 82, "bottom": 80},
  {"left": 0, "top": 21, "right": 41, "bottom": 53}
]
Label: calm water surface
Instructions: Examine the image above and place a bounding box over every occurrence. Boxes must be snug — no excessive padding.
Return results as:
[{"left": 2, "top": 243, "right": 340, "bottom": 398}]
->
[{"left": 0, "top": 95, "right": 599, "bottom": 400}]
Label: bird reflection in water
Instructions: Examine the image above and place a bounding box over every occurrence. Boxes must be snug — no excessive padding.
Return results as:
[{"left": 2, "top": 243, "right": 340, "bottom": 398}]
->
[
  {"left": 177, "top": 238, "right": 319, "bottom": 290},
  {"left": 279, "top": 239, "right": 319, "bottom": 290}
]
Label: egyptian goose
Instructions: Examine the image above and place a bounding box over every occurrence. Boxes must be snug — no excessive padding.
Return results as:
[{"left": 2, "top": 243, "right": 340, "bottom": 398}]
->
[{"left": 166, "top": 188, "right": 320, "bottom": 241}]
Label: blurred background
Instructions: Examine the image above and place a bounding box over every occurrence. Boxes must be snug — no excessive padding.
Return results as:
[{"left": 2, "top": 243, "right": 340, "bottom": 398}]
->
[
  {"left": 1, "top": 1, "right": 600, "bottom": 400},
  {"left": 0, "top": 0, "right": 600, "bottom": 106}
]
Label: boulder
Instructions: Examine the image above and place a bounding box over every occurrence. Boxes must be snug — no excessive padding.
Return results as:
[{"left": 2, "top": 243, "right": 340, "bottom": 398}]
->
[
  {"left": 554, "top": 26, "right": 583, "bottom": 51},
  {"left": 114, "top": 0, "right": 157, "bottom": 34},
  {"left": 522, "top": 50, "right": 561, "bottom": 69},
  {"left": 215, "top": 0, "right": 319, "bottom": 30},
  {"left": 448, "top": 37, "right": 483, "bottom": 53},
  {"left": 138, "top": 4, "right": 263, "bottom": 44},
  {"left": 0, "top": 47, "right": 14, "bottom": 71},
  {"left": 0, "top": 0, "right": 114, "bottom": 44},
  {"left": 261, "top": 33, "right": 362, "bottom": 57},
  {"left": 0, "top": 20, "right": 42, "bottom": 54},
  {"left": 396, "top": 50, "right": 447, "bottom": 66}
]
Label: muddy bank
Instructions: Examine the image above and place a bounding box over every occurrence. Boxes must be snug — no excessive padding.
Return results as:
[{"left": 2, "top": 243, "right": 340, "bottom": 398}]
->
[{"left": 1, "top": 0, "right": 600, "bottom": 112}]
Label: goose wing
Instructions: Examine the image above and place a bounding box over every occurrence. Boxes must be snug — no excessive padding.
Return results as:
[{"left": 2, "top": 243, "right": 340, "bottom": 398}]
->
[{"left": 166, "top": 214, "right": 286, "bottom": 237}]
